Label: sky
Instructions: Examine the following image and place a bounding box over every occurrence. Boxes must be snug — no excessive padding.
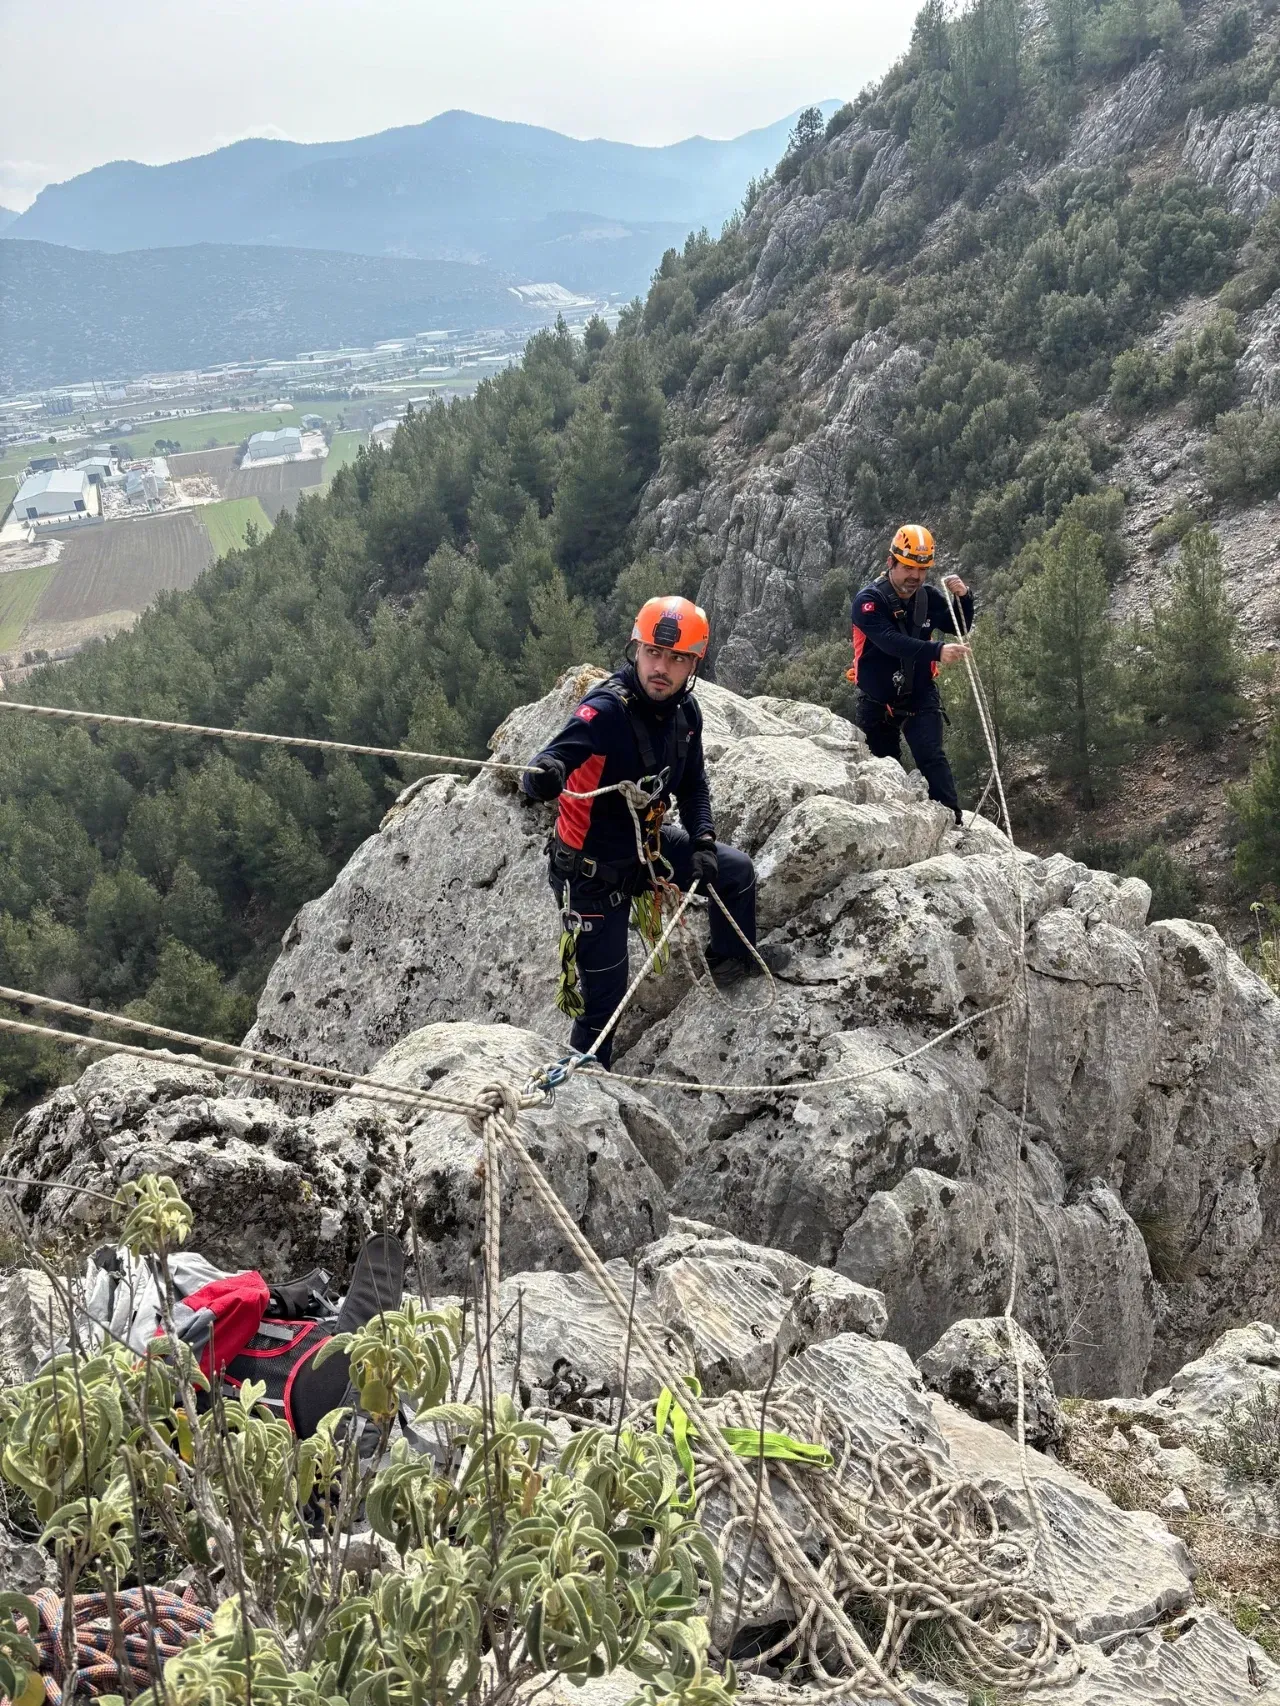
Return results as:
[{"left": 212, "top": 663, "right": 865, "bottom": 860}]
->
[{"left": 0, "top": 0, "right": 915, "bottom": 211}]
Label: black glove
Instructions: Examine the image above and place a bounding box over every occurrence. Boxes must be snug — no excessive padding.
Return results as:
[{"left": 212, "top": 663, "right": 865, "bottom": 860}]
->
[
  {"left": 691, "top": 837, "right": 719, "bottom": 889},
  {"left": 525, "top": 756, "right": 566, "bottom": 802}
]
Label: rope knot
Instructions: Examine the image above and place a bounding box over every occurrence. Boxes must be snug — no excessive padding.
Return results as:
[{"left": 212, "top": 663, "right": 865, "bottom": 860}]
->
[{"left": 468, "top": 1080, "right": 521, "bottom": 1134}]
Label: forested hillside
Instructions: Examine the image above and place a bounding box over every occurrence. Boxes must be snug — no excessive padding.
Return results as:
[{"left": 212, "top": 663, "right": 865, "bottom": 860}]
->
[{"left": 4, "top": 0, "right": 1280, "bottom": 1107}]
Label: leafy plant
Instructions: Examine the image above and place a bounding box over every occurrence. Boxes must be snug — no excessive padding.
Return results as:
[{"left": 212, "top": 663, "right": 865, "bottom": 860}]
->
[{"left": 0, "top": 1176, "right": 733, "bottom": 1706}]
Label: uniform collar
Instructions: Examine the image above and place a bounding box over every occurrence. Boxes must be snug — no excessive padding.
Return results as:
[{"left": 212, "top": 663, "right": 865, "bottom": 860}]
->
[{"left": 622, "top": 662, "right": 686, "bottom": 719}]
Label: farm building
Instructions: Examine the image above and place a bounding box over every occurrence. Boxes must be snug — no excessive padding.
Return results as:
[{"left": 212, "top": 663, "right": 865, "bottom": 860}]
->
[
  {"left": 122, "top": 459, "right": 171, "bottom": 504},
  {"left": 370, "top": 419, "right": 401, "bottom": 448},
  {"left": 244, "top": 428, "right": 302, "bottom": 462},
  {"left": 14, "top": 468, "right": 91, "bottom": 520},
  {"left": 76, "top": 456, "right": 115, "bottom": 483}
]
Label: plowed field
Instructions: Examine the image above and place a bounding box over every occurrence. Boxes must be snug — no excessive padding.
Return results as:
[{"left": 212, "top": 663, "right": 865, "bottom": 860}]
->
[{"left": 34, "top": 512, "right": 213, "bottom": 624}]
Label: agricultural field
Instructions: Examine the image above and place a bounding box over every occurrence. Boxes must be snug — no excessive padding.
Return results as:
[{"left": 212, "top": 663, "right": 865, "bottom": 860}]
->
[
  {"left": 199, "top": 496, "right": 273, "bottom": 557},
  {"left": 0, "top": 562, "right": 57, "bottom": 651},
  {"left": 321, "top": 429, "right": 365, "bottom": 488},
  {"left": 168, "top": 447, "right": 237, "bottom": 482},
  {"left": 2, "top": 512, "right": 216, "bottom": 663},
  {"left": 223, "top": 457, "right": 324, "bottom": 519},
  {"left": 0, "top": 474, "right": 18, "bottom": 523},
  {"left": 168, "top": 444, "right": 325, "bottom": 517}
]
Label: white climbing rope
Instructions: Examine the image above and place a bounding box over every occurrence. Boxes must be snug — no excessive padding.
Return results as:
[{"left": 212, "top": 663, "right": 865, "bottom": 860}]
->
[
  {"left": 940, "top": 582, "right": 1064, "bottom": 1606},
  {"left": 0, "top": 697, "right": 624, "bottom": 802}
]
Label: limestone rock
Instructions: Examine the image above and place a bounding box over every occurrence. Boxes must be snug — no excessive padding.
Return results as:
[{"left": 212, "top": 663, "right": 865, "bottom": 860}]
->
[
  {"left": 1067, "top": 53, "right": 1174, "bottom": 169},
  {"left": 336, "top": 1022, "right": 670, "bottom": 1292},
  {"left": 918, "top": 1315, "right": 1063, "bottom": 1452},
  {"left": 0, "top": 1269, "right": 63, "bottom": 1386},
  {"left": 1048, "top": 1609, "right": 1280, "bottom": 1705},
  {"left": 1145, "top": 1320, "right": 1280, "bottom": 1436},
  {"left": 1184, "top": 102, "right": 1280, "bottom": 216},
  {"left": 932, "top": 1396, "right": 1194, "bottom": 1644},
  {"left": 492, "top": 1229, "right": 882, "bottom": 1411},
  {"left": 776, "top": 1266, "right": 888, "bottom": 1355},
  {"left": 2, "top": 1053, "right": 369, "bottom": 1277},
  {"left": 0, "top": 1515, "right": 55, "bottom": 1594}
]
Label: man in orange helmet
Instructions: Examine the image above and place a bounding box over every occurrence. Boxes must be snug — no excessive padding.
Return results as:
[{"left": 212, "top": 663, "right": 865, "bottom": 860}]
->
[
  {"left": 849, "top": 524, "right": 973, "bottom": 825},
  {"left": 522, "top": 596, "right": 759, "bottom": 1068}
]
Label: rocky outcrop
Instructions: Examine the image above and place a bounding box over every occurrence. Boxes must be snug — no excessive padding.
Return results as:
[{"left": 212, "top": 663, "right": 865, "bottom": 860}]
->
[
  {"left": 226, "top": 672, "right": 1280, "bottom": 1394},
  {"left": 1067, "top": 54, "right": 1176, "bottom": 170},
  {"left": 1183, "top": 103, "right": 1280, "bottom": 217},
  {"left": 1, "top": 1022, "right": 670, "bottom": 1290},
  {"left": 647, "top": 330, "right": 918, "bottom": 689},
  {"left": 919, "top": 1315, "right": 1063, "bottom": 1452}
]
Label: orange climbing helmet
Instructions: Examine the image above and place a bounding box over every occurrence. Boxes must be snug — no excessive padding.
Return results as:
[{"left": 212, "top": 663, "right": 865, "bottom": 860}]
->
[
  {"left": 630, "top": 596, "right": 711, "bottom": 659},
  {"left": 889, "top": 523, "right": 935, "bottom": 570}
]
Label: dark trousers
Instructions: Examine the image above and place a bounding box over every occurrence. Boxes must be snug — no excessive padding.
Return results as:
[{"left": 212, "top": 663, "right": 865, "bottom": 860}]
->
[
  {"left": 856, "top": 696, "right": 961, "bottom": 817},
  {"left": 555, "top": 825, "right": 756, "bottom": 1069}
]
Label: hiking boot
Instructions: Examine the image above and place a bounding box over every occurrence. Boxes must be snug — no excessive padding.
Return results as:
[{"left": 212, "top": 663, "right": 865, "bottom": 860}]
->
[{"left": 705, "top": 950, "right": 765, "bottom": 988}]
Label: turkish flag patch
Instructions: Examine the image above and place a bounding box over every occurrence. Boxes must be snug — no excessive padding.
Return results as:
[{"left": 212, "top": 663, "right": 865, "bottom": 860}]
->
[
  {"left": 574, "top": 704, "right": 598, "bottom": 722},
  {"left": 861, "top": 601, "right": 876, "bottom": 612}
]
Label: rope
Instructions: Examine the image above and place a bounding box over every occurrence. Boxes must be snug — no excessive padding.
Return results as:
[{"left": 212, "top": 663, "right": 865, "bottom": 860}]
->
[
  {"left": 939, "top": 583, "right": 1061, "bottom": 1604},
  {"left": 694, "top": 1389, "right": 1072, "bottom": 1694},
  {"left": 589, "top": 1001, "right": 1007, "bottom": 1097},
  {"left": 5, "top": 1586, "right": 212, "bottom": 1703},
  {"left": 0, "top": 698, "right": 629, "bottom": 802},
  {"left": 0, "top": 1005, "right": 533, "bottom": 1125}
]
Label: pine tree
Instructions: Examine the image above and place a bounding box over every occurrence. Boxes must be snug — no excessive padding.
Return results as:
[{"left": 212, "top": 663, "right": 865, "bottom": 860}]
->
[
  {"left": 1144, "top": 525, "right": 1244, "bottom": 744},
  {"left": 1012, "top": 518, "right": 1127, "bottom": 806},
  {"left": 554, "top": 398, "right": 635, "bottom": 596},
  {"left": 1233, "top": 708, "right": 1280, "bottom": 893},
  {"left": 521, "top": 573, "right": 602, "bottom": 693},
  {"left": 939, "top": 617, "right": 1019, "bottom": 814}
]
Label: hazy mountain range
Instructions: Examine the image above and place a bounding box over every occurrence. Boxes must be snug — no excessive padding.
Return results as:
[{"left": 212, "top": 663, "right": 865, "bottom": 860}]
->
[
  {"left": 0, "top": 106, "right": 835, "bottom": 389},
  {"left": 0, "top": 240, "right": 565, "bottom": 392},
  {"left": 7, "top": 108, "right": 835, "bottom": 281}
]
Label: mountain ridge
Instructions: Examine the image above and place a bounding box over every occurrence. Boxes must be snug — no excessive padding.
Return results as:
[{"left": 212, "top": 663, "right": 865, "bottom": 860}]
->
[
  {"left": 0, "top": 238, "right": 556, "bottom": 390},
  {"left": 7, "top": 104, "right": 842, "bottom": 260}
]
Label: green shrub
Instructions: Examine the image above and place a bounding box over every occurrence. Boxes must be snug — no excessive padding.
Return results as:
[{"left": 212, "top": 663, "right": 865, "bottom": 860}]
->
[
  {"left": 1233, "top": 712, "right": 1280, "bottom": 891},
  {"left": 1203, "top": 1386, "right": 1280, "bottom": 1487},
  {"left": 1121, "top": 843, "right": 1199, "bottom": 922},
  {"left": 1149, "top": 504, "right": 1198, "bottom": 553},
  {"left": 0, "top": 1175, "right": 731, "bottom": 1706},
  {"left": 1205, "top": 407, "right": 1280, "bottom": 501}
]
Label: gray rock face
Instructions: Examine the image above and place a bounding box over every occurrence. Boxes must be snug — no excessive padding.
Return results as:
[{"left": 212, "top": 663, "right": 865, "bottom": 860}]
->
[
  {"left": 233, "top": 671, "right": 1280, "bottom": 1394},
  {"left": 2, "top": 1053, "right": 373, "bottom": 1277},
  {"left": 1067, "top": 53, "right": 1174, "bottom": 169},
  {"left": 339, "top": 1022, "right": 670, "bottom": 1291},
  {"left": 918, "top": 1316, "right": 1063, "bottom": 1452},
  {"left": 490, "top": 1221, "right": 888, "bottom": 1411},
  {"left": 0, "top": 1269, "right": 61, "bottom": 1387},
  {"left": 0, "top": 1021, "right": 670, "bottom": 1291},
  {"left": 1184, "top": 102, "right": 1280, "bottom": 216}
]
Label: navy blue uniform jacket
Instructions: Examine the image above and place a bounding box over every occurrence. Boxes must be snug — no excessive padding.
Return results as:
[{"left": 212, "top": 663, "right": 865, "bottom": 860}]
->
[
  {"left": 850, "top": 577, "right": 975, "bottom": 711},
  {"left": 523, "top": 665, "right": 714, "bottom": 866}
]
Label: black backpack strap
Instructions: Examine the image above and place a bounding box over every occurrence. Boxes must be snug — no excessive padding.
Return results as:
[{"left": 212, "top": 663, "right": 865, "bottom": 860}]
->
[{"left": 890, "top": 584, "right": 932, "bottom": 703}]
